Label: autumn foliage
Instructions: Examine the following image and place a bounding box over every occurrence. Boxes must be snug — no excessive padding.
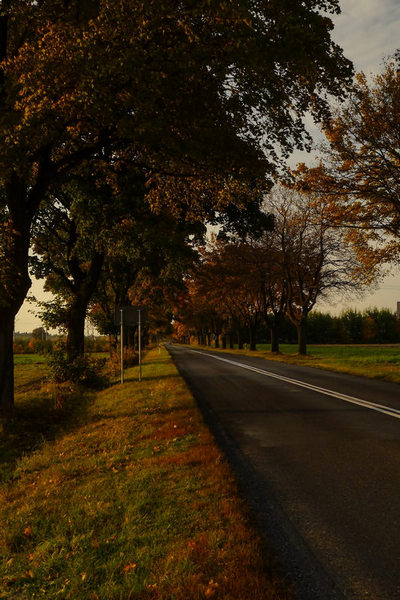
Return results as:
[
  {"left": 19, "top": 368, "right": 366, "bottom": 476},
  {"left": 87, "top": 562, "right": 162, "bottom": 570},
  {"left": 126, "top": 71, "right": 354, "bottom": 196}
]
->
[
  {"left": 175, "top": 185, "right": 374, "bottom": 354},
  {"left": 0, "top": 0, "right": 354, "bottom": 411}
]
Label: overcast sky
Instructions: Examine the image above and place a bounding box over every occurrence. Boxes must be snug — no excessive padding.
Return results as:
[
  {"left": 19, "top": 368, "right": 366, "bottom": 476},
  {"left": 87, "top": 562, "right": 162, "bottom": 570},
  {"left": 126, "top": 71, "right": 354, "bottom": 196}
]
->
[
  {"left": 333, "top": 0, "right": 400, "bottom": 74},
  {"left": 15, "top": 1, "right": 400, "bottom": 331},
  {"left": 319, "top": 0, "right": 400, "bottom": 315}
]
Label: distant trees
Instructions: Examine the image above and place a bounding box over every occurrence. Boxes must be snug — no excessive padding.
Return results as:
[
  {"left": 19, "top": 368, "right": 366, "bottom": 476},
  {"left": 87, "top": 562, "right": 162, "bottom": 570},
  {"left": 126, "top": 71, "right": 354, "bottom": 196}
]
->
[
  {"left": 309, "top": 309, "right": 400, "bottom": 345},
  {"left": 177, "top": 186, "right": 375, "bottom": 354},
  {"left": 188, "top": 243, "right": 264, "bottom": 350},
  {"left": 262, "top": 186, "right": 371, "bottom": 353},
  {"left": 174, "top": 305, "right": 400, "bottom": 347}
]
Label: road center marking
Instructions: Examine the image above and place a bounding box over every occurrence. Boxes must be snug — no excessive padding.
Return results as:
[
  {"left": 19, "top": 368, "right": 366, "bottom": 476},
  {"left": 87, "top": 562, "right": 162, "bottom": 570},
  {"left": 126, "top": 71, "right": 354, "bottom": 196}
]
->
[{"left": 187, "top": 349, "right": 400, "bottom": 421}]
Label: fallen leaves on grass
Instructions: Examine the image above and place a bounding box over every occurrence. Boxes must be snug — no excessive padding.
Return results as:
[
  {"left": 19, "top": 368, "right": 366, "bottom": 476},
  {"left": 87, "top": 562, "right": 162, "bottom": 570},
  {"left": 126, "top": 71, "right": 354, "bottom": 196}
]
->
[{"left": 122, "top": 562, "right": 137, "bottom": 573}]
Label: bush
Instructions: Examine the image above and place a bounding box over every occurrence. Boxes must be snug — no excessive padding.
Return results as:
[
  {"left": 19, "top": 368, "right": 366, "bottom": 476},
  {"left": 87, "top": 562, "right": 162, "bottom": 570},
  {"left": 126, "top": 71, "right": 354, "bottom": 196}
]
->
[
  {"left": 29, "top": 338, "right": 54, "bottom": 354},
  {"left": 85, "top": 336, "right": 110, "bottom": 353},
  {"left": 108, "top": 347, "right": 138, "bottom": 376},
  {"left": 13, "top": 338, "right": 32, "bottom": 354},
  {"left": 47, "top": 349, "right": 107, "bottom": 389}
]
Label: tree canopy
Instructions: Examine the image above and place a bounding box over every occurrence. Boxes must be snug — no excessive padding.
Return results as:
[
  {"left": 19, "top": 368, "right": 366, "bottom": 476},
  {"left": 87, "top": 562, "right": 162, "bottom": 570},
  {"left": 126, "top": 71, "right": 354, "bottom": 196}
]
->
[
  {"left": 296, "top": 57, "right": 400, "bottom": 270},
  {"left": 177, "top": 184, "right": 375, "bottom": 355},
  {"left": 1, "top": 0, "right": 353, "bottom": 411}
]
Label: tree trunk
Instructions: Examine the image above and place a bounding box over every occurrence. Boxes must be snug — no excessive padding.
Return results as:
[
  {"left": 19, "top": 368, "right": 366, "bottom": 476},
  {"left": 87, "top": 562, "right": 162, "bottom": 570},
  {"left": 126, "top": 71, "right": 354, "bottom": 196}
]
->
[
  {"left": 297, "top": 317, "right": 308, "bottom": 355},
  {"left": 222, "top": 335, "right": 227, "bottom": 349},
  {"left": 229, "top": 333, "right": 234, "bottom": 348},
  {"left": 237, "top": 330, "right": 243, "bottom": 349},
  {"left": 249, "top": 325, "right": 257, "bottom": 351},
  {"left": 270, "top": 324, "right": 280, "bottom": 353},
  {"left": 65, "top": 253, "right": 105, "bottom": 362},
  {"left": 214, "top": 334, "right": 219, "bottom": 348},
  {"left": 0, "top": 175, "right": 34, "bottom": 413},
  {"left": 0, "top": 310, "right": 15, "bottom": 415},
  {"left": 269, "top": 314, "right": 282, "bottom": 353},
  {"left": 66, "top": 302, "right": 86, "bottom": 362}
]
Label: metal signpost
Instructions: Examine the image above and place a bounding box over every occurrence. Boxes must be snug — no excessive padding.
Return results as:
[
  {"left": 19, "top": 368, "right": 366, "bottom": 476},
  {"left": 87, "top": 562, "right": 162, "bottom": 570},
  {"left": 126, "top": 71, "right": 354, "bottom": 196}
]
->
[
  {"left": 115, "top": 306, "right": 147, "bottom": 384},
  {"left": 138, "top": 308, "right": 142, "bottom": 382}
]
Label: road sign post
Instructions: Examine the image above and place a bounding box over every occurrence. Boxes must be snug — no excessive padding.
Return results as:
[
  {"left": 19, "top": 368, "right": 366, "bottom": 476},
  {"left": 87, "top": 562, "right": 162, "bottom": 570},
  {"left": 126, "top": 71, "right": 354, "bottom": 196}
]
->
[
  {"left": 115, "top": 306, "right": 147, "bottom": 383},
  {"left": 138, "top": 309, "right": 142, "bottom": 382},
  {"left": 120, "top": 309, "right": 124, "bottom": 385}
]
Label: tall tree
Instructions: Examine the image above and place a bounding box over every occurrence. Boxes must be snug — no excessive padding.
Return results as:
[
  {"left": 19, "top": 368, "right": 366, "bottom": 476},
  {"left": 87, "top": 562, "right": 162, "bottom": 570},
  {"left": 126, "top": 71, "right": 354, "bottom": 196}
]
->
[
  {"left": 264, "top": 185, "right": 373, "bottom": 354},
  {"left": 295, "top": 57, "right": 400, "bottom": 274},
  {"left": 322, "top": 59, "right": 400, "bottom": 263},
  {"left": 30, "top": 182, "right": 109, "bottom": 362},
  {"left": 90, "top": 216, "right": 200, "bottom": 351},
  {"left": 244, "top": 241, "right": 288, "bottom": 353},
  {"left": 184, "top": 242, "right": 264, "bottom": 350},
  {"left": 32, "top": 173, "right": 200, "bottom": 361},
  {"left": 0, "top": 0, "right": 352, "bottom": 411}
]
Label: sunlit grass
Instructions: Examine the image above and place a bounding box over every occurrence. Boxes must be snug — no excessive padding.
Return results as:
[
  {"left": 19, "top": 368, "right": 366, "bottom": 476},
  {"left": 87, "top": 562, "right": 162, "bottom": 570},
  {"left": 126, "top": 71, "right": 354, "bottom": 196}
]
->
[{"left": 0, "top": 348, "right": 293, "bottom": 600}]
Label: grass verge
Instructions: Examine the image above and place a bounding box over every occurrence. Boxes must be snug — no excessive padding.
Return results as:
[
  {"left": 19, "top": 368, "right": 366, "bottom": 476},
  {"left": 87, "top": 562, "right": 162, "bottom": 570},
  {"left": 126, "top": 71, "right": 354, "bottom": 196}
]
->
[
  {"left": 188, "top": 344, "right": 400, "bottom": 384},
  {"left": 1, "top": 348, "right": 293, "bottom": 600}
]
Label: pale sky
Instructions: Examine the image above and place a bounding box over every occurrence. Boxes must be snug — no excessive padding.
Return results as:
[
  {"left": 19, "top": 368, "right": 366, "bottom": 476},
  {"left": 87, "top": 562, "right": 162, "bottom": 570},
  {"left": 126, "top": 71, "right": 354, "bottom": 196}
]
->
[
  {"left": 333, "top": 0, "right": 400, "bottom": 74},
  {"left": 15, "top": 1, "right": 400, "bottom": 331},
  {"left": 291, "top": 0, "right": 400, "bottom": 316},
  {"left": 319, "top": 0, "right": 400, "bottom": 315}
]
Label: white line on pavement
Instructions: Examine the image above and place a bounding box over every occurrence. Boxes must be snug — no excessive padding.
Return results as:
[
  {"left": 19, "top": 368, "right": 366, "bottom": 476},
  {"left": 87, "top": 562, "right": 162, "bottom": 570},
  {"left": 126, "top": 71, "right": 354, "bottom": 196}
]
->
[{"left": 187, "top": 349, "right": 400, "bottom": 421}]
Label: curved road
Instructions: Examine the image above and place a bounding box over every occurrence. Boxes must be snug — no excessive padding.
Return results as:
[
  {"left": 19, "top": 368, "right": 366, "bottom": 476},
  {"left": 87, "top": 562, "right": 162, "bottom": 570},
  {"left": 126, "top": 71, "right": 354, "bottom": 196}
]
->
[{"left": 167, "top": 345, "right": 400, "bottom": 600}]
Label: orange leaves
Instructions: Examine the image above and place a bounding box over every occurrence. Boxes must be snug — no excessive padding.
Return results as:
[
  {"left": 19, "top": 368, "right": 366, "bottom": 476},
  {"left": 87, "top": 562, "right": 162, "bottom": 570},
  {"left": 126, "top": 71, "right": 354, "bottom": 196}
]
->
[
  {"left": 23, "top": 525, "right": 33, "bottom": 538},
  {"left": 22, "top": 569, "right": 35, "bottom": 579},
  {"left": 122, "top": 562, "right": 137, "bottom": 573},
  {"left": 205, "top": 579, "right": 220, "bottom": 597}
]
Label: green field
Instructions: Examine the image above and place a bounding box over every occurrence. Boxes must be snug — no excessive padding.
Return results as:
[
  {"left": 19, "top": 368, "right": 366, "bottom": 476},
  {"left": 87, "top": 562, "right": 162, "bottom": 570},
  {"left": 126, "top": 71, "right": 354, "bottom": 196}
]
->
[
  {"left": 197, "top": 344, "right": 400, "bottom": 384},
  {"left": 14, "top": 354, "right": 47, "bottom": 365},
  {"left": 14, "top": 353, "right": 108, "bottom": 365},
  {"left": 1, "top": 348, "right": 293, "bottom": 600}
]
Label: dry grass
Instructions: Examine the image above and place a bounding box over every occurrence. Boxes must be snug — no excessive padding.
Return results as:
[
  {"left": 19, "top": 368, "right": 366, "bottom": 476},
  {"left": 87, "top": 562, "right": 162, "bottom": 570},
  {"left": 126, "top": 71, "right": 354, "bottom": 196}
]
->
[{"left": 0, "top": 348, "right": 293, "bottom": 600}]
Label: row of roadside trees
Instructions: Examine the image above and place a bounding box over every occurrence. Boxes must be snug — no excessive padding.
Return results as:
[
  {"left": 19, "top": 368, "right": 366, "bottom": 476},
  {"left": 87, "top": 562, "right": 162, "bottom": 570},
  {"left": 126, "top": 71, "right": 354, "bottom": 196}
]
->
[
  {"left": 1, "top": 0, "right": 354, "bottom": 413},
  {"left": 3, "top": 3, "right": 400, "bottom": 414},
  {"left": 175, "top": 184, "right": 378, "bottom": 354},
  {"left": 174, "top": 56, "right": 400, "bottom": 353}
]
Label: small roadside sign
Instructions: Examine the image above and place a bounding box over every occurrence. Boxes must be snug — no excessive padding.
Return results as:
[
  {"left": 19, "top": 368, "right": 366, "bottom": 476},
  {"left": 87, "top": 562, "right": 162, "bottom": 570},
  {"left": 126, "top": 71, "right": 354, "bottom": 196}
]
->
[
  {"left": 115, "top": 306, "right": 148, "bottom": 384},
  {"left": 114, "top": 306, "right": 147, "bottom": 327}
]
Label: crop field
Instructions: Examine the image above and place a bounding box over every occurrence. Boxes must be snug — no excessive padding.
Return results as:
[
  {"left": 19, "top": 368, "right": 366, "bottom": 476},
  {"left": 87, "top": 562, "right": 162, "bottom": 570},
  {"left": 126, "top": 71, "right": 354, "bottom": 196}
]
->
[
  {"left": 14, "top": 354, "right": 46, "bottom": 365},
  {"left": 198, "top": 344, "right": 400, "bottom": 384}
]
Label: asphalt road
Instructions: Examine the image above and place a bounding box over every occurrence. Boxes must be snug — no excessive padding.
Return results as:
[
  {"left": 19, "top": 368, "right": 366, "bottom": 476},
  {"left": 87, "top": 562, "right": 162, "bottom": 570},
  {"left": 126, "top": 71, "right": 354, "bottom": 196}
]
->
[{"left": 167, "top": 345, "right": 400, "bottom": 600}]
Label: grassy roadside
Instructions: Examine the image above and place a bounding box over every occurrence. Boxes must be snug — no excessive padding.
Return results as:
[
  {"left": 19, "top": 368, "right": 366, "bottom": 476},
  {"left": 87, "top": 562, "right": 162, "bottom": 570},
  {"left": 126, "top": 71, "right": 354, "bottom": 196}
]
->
[
  {"left": 1, "top": 348, "right": 293, "bottom": 600},
  {"left": 186, "top": 343, "right": 400, "bottom": 384}
]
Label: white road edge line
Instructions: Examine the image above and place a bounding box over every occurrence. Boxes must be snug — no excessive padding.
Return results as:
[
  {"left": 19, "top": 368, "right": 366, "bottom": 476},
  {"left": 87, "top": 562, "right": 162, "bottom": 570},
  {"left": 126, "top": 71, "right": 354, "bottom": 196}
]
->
[{"left": 186, "top": 348, "right": 400, "bottom": 421}]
